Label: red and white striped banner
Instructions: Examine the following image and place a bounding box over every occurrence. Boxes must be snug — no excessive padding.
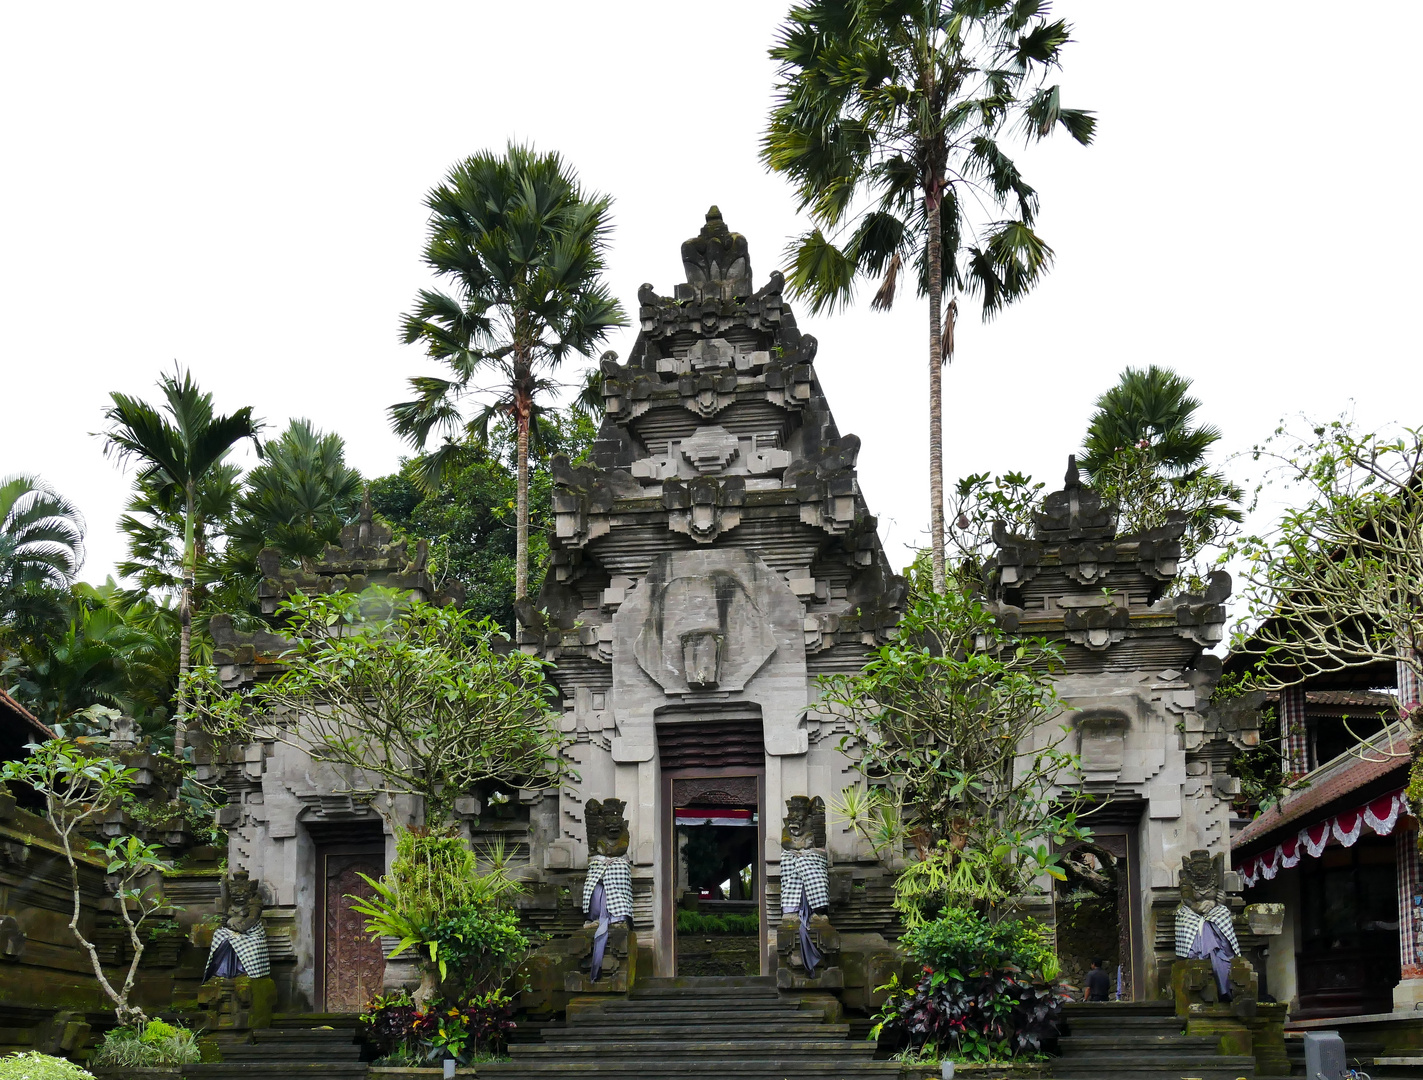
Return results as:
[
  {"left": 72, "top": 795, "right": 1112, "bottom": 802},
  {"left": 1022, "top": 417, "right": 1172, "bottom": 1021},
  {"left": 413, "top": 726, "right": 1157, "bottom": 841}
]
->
[
  {"left": 1239, "top": 789, "right": 1409, "bottom": 887},
  {"left": 675, "top": 807, "right": 755, "bottom": 827}
]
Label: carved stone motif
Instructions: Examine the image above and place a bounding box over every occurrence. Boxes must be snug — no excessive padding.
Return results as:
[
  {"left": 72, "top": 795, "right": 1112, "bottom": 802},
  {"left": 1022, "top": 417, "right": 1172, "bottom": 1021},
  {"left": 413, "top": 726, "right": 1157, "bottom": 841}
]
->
[{"left": 632, "top": 569, "right": 776, "bottom": 693}]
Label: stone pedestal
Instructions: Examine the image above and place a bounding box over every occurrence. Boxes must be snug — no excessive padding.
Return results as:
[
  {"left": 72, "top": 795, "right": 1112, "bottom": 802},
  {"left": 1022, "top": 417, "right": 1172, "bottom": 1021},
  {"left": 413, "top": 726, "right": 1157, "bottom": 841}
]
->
[
  {"left": 521, "top": 926, "right": 637, "bottom": 1016},
  {"left": 1247, "top": 1001, "right": 1290, "bottom": 1077},
  {"left": 835, "top": 932, "right": 903, "bottom": 1014},
  {"left": 775, "top": 912, "right": 842, "bottom": 990},
  {"left": 1172, "top": 958, "right": 1259, "bottom": 1059},
  {"left": 197, "top": 975, "right": 276, "bottom": 1030}
]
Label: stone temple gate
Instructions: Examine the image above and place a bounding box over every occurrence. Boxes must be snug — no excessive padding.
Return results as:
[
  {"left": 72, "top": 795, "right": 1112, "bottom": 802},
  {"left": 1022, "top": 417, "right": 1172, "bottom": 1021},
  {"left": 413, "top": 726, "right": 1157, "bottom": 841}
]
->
[
  {"left": 210, "top": 209, "right": 1262, "bottom": 1018},
  {"left": 515, "top": 206, "right": 909, "bottom": 979}
]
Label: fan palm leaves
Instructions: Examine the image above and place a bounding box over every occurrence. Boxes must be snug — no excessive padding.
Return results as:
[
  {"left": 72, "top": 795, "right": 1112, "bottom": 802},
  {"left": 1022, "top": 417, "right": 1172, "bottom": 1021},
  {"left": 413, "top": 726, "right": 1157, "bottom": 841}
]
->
[
  {"left": 391, "top": 144, "right": 626, "bottom": 603},
  {"left": 0, "top": 474, "right": 85, "bottom": 662},
  {"left": 1080, "top": 365, "right": 1244, "bottom": 569},
  {"left": 1080, "top": 364, "right": 1223, "bottom": 479},
  {"left": 227, "top": 418, "right": 363, "bottom": 568},
  {"left": 763, "top": 0, "right": 1095, "bottom": 592},
  {"left": 100, "top": 368, "right": 262, "bottom": 754}
]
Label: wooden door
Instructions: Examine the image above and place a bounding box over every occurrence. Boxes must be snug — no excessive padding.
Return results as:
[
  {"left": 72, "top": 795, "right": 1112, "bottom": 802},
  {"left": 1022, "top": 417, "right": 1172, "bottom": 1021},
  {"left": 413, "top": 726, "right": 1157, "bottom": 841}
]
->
[{"left": 318, "top": 843, "right": 386, "bottom": 1013}]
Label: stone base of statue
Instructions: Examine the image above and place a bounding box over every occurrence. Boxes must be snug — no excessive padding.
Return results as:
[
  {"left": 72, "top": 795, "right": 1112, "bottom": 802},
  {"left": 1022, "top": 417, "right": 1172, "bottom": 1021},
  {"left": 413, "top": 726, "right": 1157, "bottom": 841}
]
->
[
  {"left": 774, "top": 912, "right": 843, "bottom": 990},
  {"left": 1171, "top": 957, "right": 1260, "bottom": 1059},
  {"left": 197, "top": 975, "right": 276, "bottom": 1030},
  {"left": 1246, "top": 1001, "right": 1290, "bottom": 1077},
  {"left": 836, "top": 931, "right": 904, "bottom": 1014},
  {"left": 521, "top": 925, "right": 637, "bottom": 1016}
]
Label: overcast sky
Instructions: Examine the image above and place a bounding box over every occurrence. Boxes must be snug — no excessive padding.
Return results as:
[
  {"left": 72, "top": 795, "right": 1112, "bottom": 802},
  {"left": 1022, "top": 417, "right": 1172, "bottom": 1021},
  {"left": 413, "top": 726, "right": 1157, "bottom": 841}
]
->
[{"left": 3, "top": 2, "right": 1420, "bottom": 604}]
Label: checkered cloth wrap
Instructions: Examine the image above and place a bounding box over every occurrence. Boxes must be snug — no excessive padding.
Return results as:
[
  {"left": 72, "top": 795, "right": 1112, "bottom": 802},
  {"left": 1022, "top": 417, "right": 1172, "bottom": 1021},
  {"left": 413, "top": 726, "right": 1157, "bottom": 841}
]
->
[
  {"left": 582, "top": 855, "right": 633, "bottom": 921},
  {"left": 780, "top": 848, "right": 829, "bottom": 913},
  {"left": 1173, "top": 903, "right": 1239, "bottom": 959},
  {"left": 207, "top": 924, "right": 270, "bottom": 978}
]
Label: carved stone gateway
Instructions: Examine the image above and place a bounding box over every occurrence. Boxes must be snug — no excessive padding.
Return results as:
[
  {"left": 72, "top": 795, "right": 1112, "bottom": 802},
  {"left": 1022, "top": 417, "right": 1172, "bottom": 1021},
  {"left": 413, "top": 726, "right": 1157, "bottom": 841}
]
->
[{"left": 520, "top": 208, "right": 908, "bottom": 981}]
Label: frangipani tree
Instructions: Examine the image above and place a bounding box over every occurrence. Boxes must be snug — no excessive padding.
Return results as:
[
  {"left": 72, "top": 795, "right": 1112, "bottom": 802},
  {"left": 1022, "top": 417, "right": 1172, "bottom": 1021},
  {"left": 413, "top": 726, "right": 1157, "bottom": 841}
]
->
[{"left": 189, "top": 589, "right": 567, "bottom": 824}]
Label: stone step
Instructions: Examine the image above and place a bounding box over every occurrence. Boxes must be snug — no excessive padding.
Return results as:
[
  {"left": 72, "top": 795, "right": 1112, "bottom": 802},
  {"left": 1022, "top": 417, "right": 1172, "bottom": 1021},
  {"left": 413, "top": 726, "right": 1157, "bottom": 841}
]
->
[
  {"left": 1052, "top": 1066, "right": 1255, "bottom": 1080},
  {"left": 635, "top": 976, "right": 776, "bottom": 989},
  {"left": 573, "top": 1002, "right": 825, "bottom": 1016},
  {"left": 545, "top": 1023, "right": 852, "bottom": 1040},
  {"left": 513, "top": 1039, "right": 879, "bottom": 1055},
  {"left": 183, "top": 1067, "right": 368, "bottom": 1079},
  {"left": 479, "top": 1062, "right": 902, "bottom": 1078},
  {"left": 1058, "top": 1033, "right": 1221, "bottom": 1052}
]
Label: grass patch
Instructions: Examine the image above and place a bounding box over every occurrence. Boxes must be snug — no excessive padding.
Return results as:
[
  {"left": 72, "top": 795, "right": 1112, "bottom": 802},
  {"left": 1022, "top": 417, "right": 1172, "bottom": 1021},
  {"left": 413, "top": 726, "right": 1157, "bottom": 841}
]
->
[{"left": 676, "top": 911, "right": 760, "bottom": 934}]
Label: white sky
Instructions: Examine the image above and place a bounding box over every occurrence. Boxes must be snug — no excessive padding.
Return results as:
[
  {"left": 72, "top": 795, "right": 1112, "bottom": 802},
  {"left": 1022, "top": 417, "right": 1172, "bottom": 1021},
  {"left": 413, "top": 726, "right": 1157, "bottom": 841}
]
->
[{"left": 3, "top": 2, "right": 1421, "bottom": 599}]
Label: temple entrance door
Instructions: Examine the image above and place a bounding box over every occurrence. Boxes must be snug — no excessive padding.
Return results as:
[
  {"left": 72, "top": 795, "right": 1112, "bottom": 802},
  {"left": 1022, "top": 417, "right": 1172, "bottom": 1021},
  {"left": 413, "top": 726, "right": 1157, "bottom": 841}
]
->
[
  {"left": 1056, "top": 823, "right": 1143, "bottom": 1001},
  {"left": 315, "top": 834, "right": 386, "bottom": 1012},
  {"left": 660, "top": 770, "right": 766, "bottom": 978}
]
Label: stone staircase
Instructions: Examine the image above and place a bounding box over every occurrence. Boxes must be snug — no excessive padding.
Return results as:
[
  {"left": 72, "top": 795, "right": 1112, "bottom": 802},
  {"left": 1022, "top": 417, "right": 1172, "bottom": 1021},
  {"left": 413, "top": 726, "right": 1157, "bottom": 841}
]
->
[
  {"left": 1052, "top": 1001, "right": 1257, "bottom": 1079},
  {"left": 182, "top": 1014, "right": 368, "bottom": 1078},
  {"left": 479, "top": 975, "right": 899, "bottom": 1079}
]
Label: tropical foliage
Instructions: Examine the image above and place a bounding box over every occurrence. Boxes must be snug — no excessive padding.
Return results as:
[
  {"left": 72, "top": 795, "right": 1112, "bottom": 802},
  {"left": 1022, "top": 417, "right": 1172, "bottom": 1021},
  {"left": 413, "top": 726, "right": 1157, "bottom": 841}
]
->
[
  {"left": 1232, "top": 417, "right": 1423, "bottom": 694},
  {"left": 0, "top": 739, "right": 173, "bottom": 1024},
  {"left": 390, "top": 143, "right": 625, "bottom": 604},
  {"left": 871, "top": 907, "right": 1066, "bottom": 1062},
  {"left": 1081, "top": 365, "right": 1244, "bottom": 575},
  {"left": 101, "top": 368, "right": 262, "bottom": 755},
  {"left": 764, "top": 0, "right": 1094, "bottom": 591},
  {"left": 0, "top": 474, "right": 84, "bottom": 665},
  {"left": 189, "top": 590, "right": 566, "bottom": 822},
  {"left": 819, "top": 586, "right": 1086, "bottom": 922},
  {"left": 0, "top": 1052, "right": 95, "bottom": 1080},
  {"left": 89, "top": 1019, "right": 201, "bottom": 1068}
]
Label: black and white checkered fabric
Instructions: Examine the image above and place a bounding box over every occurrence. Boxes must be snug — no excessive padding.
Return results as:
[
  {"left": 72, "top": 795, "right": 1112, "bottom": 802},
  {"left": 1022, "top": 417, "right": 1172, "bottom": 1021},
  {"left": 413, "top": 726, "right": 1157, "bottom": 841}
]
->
[
  {"left": 1174, "top": 903, "right": 1239, "bottom": 958},
  {"left": 583, "top": 855, "right": 633, "bottom": 921},
  {"left": 208, "top": 924, "right": 271, "bottom": 978},
  {"left": 780, "top": 848, "right": 829, "bottom": 913}
]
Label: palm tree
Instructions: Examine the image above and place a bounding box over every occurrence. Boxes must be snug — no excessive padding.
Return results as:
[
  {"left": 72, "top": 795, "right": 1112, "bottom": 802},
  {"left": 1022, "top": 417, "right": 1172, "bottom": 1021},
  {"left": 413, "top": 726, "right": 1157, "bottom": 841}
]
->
[
  {"left": 0, "top": 474, "right": 85, "bottom": 666},
  {"left": 1079, "top": 365, "right": 1244, "bottom": 568},
  {"left": 763, "top": 0, "right": 1095, "bottom": 592},
  {"left": 227, "top": 418, "right": 363, "bottom": 568},
  {"left": 1080, "top": 364, "right": 1221, "bottom": 479},
  {"left": 100, "top": 368, "right": 262, "bottom": 755},
  {"left": 390, "top": 144, "right": 626, "bottom": 605}
]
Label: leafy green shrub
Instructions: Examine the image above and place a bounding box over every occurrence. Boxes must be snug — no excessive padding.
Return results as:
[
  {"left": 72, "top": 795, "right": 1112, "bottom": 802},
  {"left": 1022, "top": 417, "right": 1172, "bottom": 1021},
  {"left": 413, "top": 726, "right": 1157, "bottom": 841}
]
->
[
  {"left": 429, "top": 905, "right": 529, "bottom": 996},
  {"left": 871, "top": 908, "right": 1067, "bottom": 1062},
  {"left": 676, "top": 911, "right": 760, "bottom": 934},
  {"left": 89, "top": 1021, "right": 201, "bottom": 1067},
  {"left": 903, "top": 908, "right": 1059, "bottom": 981},
  {"left": 360, "top": 988, "right": 517, "bottom": 1065},
  {"left": 0, "top": 1052, "right": 95, "bottom": 1080},
  {"left": 349, "top": 827, "right": 521, "bottom": 959}
]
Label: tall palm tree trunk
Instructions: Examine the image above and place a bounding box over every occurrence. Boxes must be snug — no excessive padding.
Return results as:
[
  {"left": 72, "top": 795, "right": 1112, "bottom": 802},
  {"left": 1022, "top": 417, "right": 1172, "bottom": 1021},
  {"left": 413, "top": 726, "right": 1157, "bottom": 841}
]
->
[
  {"left": 926, "top": 193, "right": 947, "bottom": 594},
  {"left": 173, "top": 486, "right": 195, "bottom": 758},
  {"left": 515, "top": 408, "right": 530, "bottom": 607}
]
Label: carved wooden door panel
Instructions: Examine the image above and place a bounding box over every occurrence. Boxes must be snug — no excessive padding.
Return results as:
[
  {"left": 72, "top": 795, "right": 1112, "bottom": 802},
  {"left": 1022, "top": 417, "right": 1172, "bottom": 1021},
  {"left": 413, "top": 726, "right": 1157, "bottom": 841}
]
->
[{"left": 320, "top": 847, "right": 385, "bottom": 1013}]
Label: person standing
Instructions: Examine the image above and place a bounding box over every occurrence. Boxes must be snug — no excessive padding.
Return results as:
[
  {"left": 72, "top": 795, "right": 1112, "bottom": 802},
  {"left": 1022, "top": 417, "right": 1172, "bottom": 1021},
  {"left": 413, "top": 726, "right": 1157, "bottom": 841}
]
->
[{"left": 1086, "top": 958, "right": 1111, "bottom": 1002}]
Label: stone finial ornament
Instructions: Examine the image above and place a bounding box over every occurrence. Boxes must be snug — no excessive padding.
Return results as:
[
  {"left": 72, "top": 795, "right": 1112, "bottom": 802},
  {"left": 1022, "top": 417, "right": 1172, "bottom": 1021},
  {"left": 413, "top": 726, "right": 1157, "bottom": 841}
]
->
[
  {"left": 585, "top": 798, "right": 630, "bottom": 858},
  {"left": 679, "top": 206, "right": 751, "bottom": 300}
]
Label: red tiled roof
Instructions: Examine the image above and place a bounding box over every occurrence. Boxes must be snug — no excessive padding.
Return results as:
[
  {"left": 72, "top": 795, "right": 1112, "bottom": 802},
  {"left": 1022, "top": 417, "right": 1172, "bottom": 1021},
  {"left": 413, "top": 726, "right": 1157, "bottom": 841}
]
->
[
  {"left": 0, "top": 688, "right": 54, "bottom": 741},
  {"left": 1233, "top": 729, "right": 1410, "bottom": 852},
  {"left": 1305, "top": 690, "right": 1397, "bottom": 708}
]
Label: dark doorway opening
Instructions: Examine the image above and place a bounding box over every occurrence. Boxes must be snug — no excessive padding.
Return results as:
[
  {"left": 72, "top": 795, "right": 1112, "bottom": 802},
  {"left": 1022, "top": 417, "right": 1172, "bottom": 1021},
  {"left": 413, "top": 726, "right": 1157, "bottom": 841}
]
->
[
  {"left": 675, "top": 805, "right": 759, "bottom": 976},
  {"left": 1296, "top": 835, "right": 1400, "bottom": 1018},
  {"left": 1055, "top": 814, "right": 1143, "bottom": 1001},
  {"left": 313, "top": 828, "right": 385, "bottom": 1013}
]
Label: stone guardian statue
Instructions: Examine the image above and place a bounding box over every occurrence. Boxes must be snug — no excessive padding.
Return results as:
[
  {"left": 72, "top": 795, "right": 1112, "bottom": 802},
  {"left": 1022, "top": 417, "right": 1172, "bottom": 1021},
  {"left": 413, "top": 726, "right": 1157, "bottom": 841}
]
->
[
  {"left": 779, "top": 795, "right": 830, "bottom": 974},
  {"left": 582, "top": 798, "right": 633, "bottom": 981},
  {"left": 204, "top": 870, "right": 270, "bottom": 980},
  {"left": 1173, "top": 849, "right": 1240, "bottom": 998}
]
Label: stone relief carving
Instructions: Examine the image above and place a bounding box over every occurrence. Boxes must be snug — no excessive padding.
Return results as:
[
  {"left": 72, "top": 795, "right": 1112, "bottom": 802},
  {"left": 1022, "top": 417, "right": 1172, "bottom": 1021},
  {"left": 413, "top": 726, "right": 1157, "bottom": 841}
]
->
[{"left": 633, "top": 569, "right": 776, "bottom": 694}]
